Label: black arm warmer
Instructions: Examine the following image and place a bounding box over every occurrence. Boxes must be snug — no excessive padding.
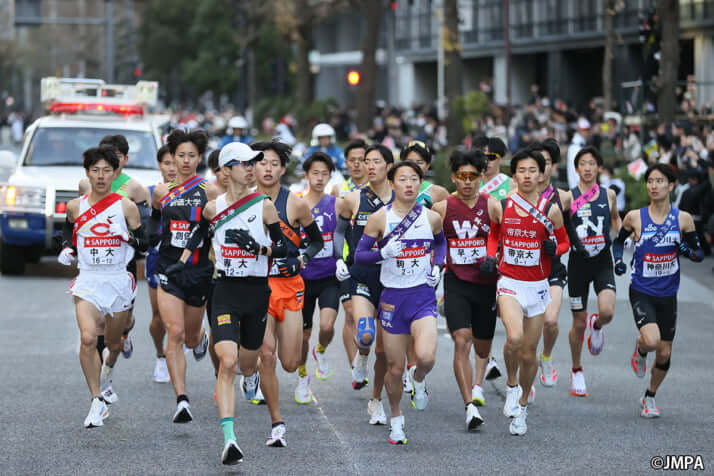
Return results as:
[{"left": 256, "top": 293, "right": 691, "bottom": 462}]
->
[
  {"left": 608, "top": 183, "right": 622, "bottom": 195},
  {"left": 268, "top": 222, "right": 288, "bottom": 258},
  {"left": 137, "top": 201, "right": 152, "bottom": 228},
  {"left": 149, "top": 207, "right": 162, "bottom": 247},
  {"left": 683, "top": 231, "right": 704, "bottom": 262},
  {"left": 185, "top": 216, "right": 209, "bottom": 252},
  {"left": 333, "top": 215, "right": 350, "bottom": 260},
  {"left": 563, "top": 212, "right": 584, "bottom": 251},
  {"left": 62, "top": 217, "right": 75, "bottom": 251},
  {"left": 128, "top": 224, "right": 150, "bottom": 253},
  {"left": 301, "top": 221, "right": 324, "bottom": 263},
  {"left": 612, "top": 226, "right": 632, "bottom": 261}
]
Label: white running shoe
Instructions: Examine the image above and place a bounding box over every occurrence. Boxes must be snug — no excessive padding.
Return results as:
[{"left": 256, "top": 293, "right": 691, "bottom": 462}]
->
[
  {"left": 528, "top": 386, "right": 536, "bottom": 404},
  {"left": 173, "top": 400, "right": 193, "bottom": 423},
  {"left": 250, "top": 385, "right": 266, "bottom": 405},
  {"left": 312, "top": 346, "right": 331, "bottom": 381},
  {"left": 503, "top": 385, "right": 522, "bottom": 418},
  {"left": 266, "top": 423, "right": 287, "bottom": 447},
  {"left": 351, "top": 353, "right": 368, "bottom": 390},
  {"left": 539, "top": 356, "right": 558, "bottom": 387},
  {"left": 466, "top": 403, "right": 484, "bottom": 431},
  {"left": 471, "top": 384, "right": 485, "bottom": 406},
  {"left": 388, "top": 415, "right": 407, "bottom": 445},
  {"left": 640, "top": 394, "right": 660, "bottom": 418},
  {"left": 367, "top": 398, "right": 387, "bottom": 425},
  {"left": 509, "top": 405, "right": 528, "bottom": 436},
  {"left": 83, "top": 397, "right": 109, "bottom": 428},
  {"left": 570, "top": 370, "right": 588, "bottom": 397},
  {"left": 241, "top": 372, "right": 260, "bottom": 401},
  {"left": 192, "top": 330, "right": 209, "bottom": 361},
  {"left": 403, "top": 369, "right": 413, "bottom": 393},
  {"left": 121, "top": 335, "right": 133, "bottom": 359},
  {"left": 152, "top": 357, "right": 170, "bottom": 383},
  {"left": 100, "top": 362, "right": 118, "bottom": 404},
  {"left": 100, "top": 385, "right": 118, "bottom": 404},
  {"left": 587, "top": 314, "right": 604, "bottom": 355},
  {"left": 631, "top": 342, "right": 647, "bottom": 378},
  {"left": 294, "top": 375, "right": 312, "bottom": 404},
  {"left": 409, "top": 366, "right": 429, "bottom": 411},
  {"left": 221, "top": 440, "right": 244, "bottom": 465},
  {"left": 485, "top": 356, "right": 502, "bottom": 380}
]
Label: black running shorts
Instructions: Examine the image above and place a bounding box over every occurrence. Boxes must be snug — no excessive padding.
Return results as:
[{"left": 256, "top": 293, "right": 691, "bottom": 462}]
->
[
  {"left": 210, "top": 276, "right": 270, "bottom": 350},
  {"left": 629, "top": 286, "right": 677, "bottom": 341},
  {"left": 567, "top": 250, "right": 616, "bottom": 312},
  {"left": 157, "top": 258, "right": 213, "bottom": 308},
  {"left": 339, "top": 278, "right": 352, "bottom": 303},
  {"left": 350, "top": 264, "right": 383, "bottom": 309},
  {"left": 548, "top": 259, "right": 567, "bottom": 288},
  {"left": 302, "top": 277, "right": 340, "bottom": 330},
  {"left": 444, "top": 271, "right": 497, "bottom": 340}
]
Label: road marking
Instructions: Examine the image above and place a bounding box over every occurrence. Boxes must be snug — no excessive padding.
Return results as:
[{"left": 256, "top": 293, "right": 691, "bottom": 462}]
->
[{"left": 311, "top": 391, "right": 361, "bottom": 476}]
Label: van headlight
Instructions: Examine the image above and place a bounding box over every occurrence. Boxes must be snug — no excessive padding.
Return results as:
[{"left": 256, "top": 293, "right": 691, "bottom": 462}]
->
[{"left": 0, "top": 185, "right": 46, "bottom": 211}]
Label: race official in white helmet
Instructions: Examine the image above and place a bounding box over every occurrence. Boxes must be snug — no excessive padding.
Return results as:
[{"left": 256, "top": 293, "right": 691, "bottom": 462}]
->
[
  {"left": 219, "top": 115, "right": 253, "bottom": 147},
  {"left": 304, "top": 123, "right": 345, "bottom": 170}
]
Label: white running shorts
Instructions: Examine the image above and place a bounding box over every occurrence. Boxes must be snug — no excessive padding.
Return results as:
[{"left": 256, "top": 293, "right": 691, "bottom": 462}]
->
[
  {"left": 496, "top": 276, "right": 551, "bottom": 318},
  {"left": 69, "top": 271, "right": 136, "bottom": 317}
]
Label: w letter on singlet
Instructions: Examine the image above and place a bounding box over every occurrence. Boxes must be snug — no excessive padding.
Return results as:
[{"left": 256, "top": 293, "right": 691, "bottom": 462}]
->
[{"left": 452, "top": 220, "right": 478, "bottom": 239}]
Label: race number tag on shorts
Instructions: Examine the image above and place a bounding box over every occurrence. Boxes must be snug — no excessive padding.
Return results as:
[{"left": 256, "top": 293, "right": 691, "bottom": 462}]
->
[
  {"left": 220, "top": 246, "right": 257, "bottom": 277},
  {"left": 448, "top": 238, "right": 486, "bottom": 265},
  {"left": 503, "top": 240, "right": 540, "bottom": 267},
  {"left": 84, "top": 236, "right": 121, "bottom": 265},
  {"left": 643, "top": 252, "right": 678, "bottom": 278},
  {"left": 396, "top": 246, "right": 427, "bottom": 276}
]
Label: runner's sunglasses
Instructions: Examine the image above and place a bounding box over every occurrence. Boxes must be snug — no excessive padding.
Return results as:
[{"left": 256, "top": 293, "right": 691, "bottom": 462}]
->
[
  {"left": 485, "top": 152, "right": 501, "bottom": 161},
  {"left": 455, "top": 171, "right": 479, "bottom": 181}
]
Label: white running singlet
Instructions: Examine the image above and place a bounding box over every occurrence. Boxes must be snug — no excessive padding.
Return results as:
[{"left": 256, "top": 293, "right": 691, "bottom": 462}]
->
[
  {"left": 75, "top": 195, "right": 134, "bottom": 273},
  {"left": 379, "top": 206, "right": 433, "bottom": 289}
]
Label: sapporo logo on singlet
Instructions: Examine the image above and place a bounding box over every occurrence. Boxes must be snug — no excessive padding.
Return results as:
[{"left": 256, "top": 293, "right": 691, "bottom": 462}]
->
[{"left": 450, "top": 220, "right": 487, "bottom": 265}]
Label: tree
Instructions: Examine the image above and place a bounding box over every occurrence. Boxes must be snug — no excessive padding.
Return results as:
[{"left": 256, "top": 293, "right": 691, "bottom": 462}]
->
[
  {"left": 443, "top": 0, "right": 464, "bottom": 144},
  {"left": 656, "top": 0, "right": 679, "bottom": 123},
  {"left": 602, "top": 0, "right": 617, "bottom": 111},
  {"left": 352, "top": 0, "right": 385, "bottom": 132}
]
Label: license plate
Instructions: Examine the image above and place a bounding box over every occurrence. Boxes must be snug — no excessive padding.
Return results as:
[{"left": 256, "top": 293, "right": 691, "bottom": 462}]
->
[{"left": 8, "top": 218, "right": 29, "bottom": 230}]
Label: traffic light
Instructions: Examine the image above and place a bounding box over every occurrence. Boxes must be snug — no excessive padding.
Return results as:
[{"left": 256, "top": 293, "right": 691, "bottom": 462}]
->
[{"left": 347, "top": 70, "right": 360, "bottom": 86}]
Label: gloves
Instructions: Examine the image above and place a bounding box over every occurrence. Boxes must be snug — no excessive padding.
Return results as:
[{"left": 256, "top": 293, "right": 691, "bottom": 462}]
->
[
  {"left": 276, "top": 257, "right": 302, "bottom": 277},
  {"left": 57, "top": 247, "right": 75, "bottom": 266},
  {"left": 225, "top": 229, "right": 261, "bottom": 255},
  {"left": 614, "top": 259, "right": 627, "bottom": 276},
  {"left": 426, "top": 265, "right": 442, "bottom": 288},
  {"left": 165, "top": 260, "right": 185, "bottom": 277},
  {"left": 108, "top": 221, "right": 129, "bottom": 242},
  {"left": 542, "top": 239, "right": 557, "bottom": 257},
  {"left": 336, "top": 259, "right": 351, "bottom": 282},
  {"left": 380, "top": 237, "right": 403, "bottom": 260},
  {"left": 570, "top": 238, "right": 587, "bottom": 256},
  {"left": 479, "top": 256, "right": 497, "bottom": 276}
]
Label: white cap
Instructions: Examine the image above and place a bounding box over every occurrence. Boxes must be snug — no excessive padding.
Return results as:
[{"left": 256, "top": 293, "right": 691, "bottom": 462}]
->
[
  {"left": 312, "top": 123, "right": 335, "bottom": 139},
  {"left": 577, "top": 118, "right": 591, "bottom": 130},
  {"left": 228, "top": 115, "right": 248, "bottom": 129},
  {"left": 218, "top": 142, "right": 262, "bottom": 168}
]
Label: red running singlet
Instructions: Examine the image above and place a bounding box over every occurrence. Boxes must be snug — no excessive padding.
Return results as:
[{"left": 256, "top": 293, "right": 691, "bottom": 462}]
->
[{"left": 498, "top": 195, "right": 552, "bottom": 281}]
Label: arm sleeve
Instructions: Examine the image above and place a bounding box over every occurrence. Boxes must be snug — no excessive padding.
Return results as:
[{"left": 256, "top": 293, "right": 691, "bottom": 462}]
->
[
  {"left": 62, "top": 217, "right": 75, "bottom": 251},
  {"left": 432, "top": 230, "right": 447, "bottom": 266},
  {"left": 137, "top": 201, "right": 152, "bottom": 229},
  {"left": 564, "top": 212, "right": 584, "bottom": 251},
  {"left": 683, "top": 231, "right": 704, "bottom": 262},
  {"left": 185, "top": 216, "right": 209, "bottom": 252},
  {"left": 554, "top": 226, "right": 570, "bottom": 256},
  {"left": 301, "top": 221, "right": 324, "bottom": 263},
  {"left": 486, "top": 220, "right": 501, "bottom": 257},
  {"left": 354, "top": 234, "right": 382, "bottom": 265},
  {"left": 267, "top": 222, "right": 288, "bottom": 259},
  {"left": 333, "top": 215, "right": 350, "bottom": 259},
  {"left": 612, "top": 226, "right": 631, "bottom": 261},
  {"left": 128, "top": 224, "right": 150, "bottom": 253}
]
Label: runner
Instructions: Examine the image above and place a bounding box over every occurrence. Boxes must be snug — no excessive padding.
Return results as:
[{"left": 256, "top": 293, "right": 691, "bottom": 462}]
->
[
  {"left": 432, "top": 149, "right": 497, "bottom": 430},
  {"left": 482, "top": 147, "right": 569, "bottom": 435},
  {"left": 565, "top": 146, "right": 622, "bottom": 397},
  {"left": 146, "top": 145, "right": 176, "bottom": 383},
  {"left": 335, "top": 144, "right": 394, "bottom": 425},
  {"left": 58, "top": 145, "right": 148, "bottom": 427},
  {"left": 355, "top": 160, "right": 444, "bottom": 444},
  {"left": 613, "top": 163, "right": 703, "bottom": 418},
  {"left": 150, "top": 128, "right": 218, "bottom": 423},
  {"left": 251, "top": 140, "right": 324, "bottom": 447},
  {"left": 331, "top": 139, "right": 368, "bottom": 373},
  {"left": 294, "top": 153, "right": 342, "bottom": 404},
  {"left": 176, "top": 142, "right": 289, "bottom": 463}
]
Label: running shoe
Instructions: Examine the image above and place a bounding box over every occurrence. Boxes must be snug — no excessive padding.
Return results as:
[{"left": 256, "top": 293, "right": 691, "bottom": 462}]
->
[
  {"left": 471, "top": 384, "right": 485, "bottom": 406},
  {"left": 528, "top": 386, "right": 536, "bottom": 404},
  {"left": 587, "top": 314, "right": 604, "bottom": 356},
  {"left": 221, "top": 440, "right": 244, "bottom": 465},
  {"left": 409, "top": 366, "right": 429, "bottom": 410},
  {"left": 351, "top": 353, "right": 369, "bottom": 390},
  {"left": 153, "top": 357, "right": 170, "bottom": 383},
  {"left": 388, "top": 415, "right": 407, "bottom": 445},
  {"left": 503, "top": 385, "right": 522, "bottom": 418},
  {"left": 368, "top": 398, "right": 387, "bottom": 425},
  {"left": 485, "top": 356, "right": 502, "bottom": 380},
  {"left": 241, "top": 372, "right": 260, "bottom": 401},
  {"left": 539, "top": 355, "right": 558, "bottom": 387},
  {"left": 266, "top": 423, "right": 287, "bottom": 447},
  {"left": 403, "top": 369, "right": 413, "bottom": 393},
  {"left": 294, "top": 375, "right": 312, "bottom": 404},
  {"left": 640, "top": 394, "right": 661, "bottom": 418},
  {"left": 84, "top": 397, "right": 109, "bottom": 428},
  {"left": 509, "top": 405, "right": 528, "bottom": 436},
  {"left": 101, "top": 385, "right": 118, "bottom": 404},
  {"left": 172, "top": 400, "right": 193, "bottom": 423},
  {"left": 631, "top": 342, "right": 647, "bottom": 378},
  {"left": 99, "top": 361, "right": 118, "bottom": 404},
  {"left": 466, "top": 403, "right": 484, "bottom": 431},
  {"left": 312, "top": 346, "right": 332, "bottom": 381},
  {"left": 121, "top": 335, "right": 133, "bottom": 359},
  {"left": 570, "top": 370, "right": 588, "bottom": 397},
  {"left": 192, "top": 330, "right": 209, "bottom": 361},
  {"left": 251, "top": 386, "right": 266, "bottom": 405}
]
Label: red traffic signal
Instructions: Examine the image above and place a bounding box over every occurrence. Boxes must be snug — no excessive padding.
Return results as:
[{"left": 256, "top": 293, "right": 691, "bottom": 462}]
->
[{"left": 347, "top": 70, "right": 360, "bottom": 86}]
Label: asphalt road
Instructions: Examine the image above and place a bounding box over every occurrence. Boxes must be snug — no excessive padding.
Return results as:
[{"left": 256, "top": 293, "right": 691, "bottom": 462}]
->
[{"left": 1, "top": 254, "right": 713, "bottom": 475}]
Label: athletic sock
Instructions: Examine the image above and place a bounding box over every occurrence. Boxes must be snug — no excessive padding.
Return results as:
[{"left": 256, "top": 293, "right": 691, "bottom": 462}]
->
[
  {"left": 572, "top": 367, "right": 583, "bottom": 373},
  {"left": 177, "top": 394, "right": 189, "bottom": 404},
  {"left": 298, "top": 364, "right": 307, "bottom": 378},
  {"left": 316, "top": 343, "right": 326, "bottom": 354},
  {"left": 540, "top": 352, "right": 551, "bottom": 361},
  {"left": 645, "top": 389, "right": 656, "bottom": 398},
  {"left": 407, "top": 364, "right": 415, "bottom": 370},
  {"left": 272, "top": 421, "right": 284, "bottom": 428},
  {"left": 221, "top": 417, "right": 236, "bottom": 445}
]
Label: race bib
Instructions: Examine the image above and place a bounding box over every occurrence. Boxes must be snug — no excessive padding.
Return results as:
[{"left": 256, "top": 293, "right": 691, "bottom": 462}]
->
[
  {"left": 395, "top": 246, "right": 427, "bottom": 276},
  {"left": 503, "top": 240, "right": 541, "bottom": 267},
  {"left": 449, "top": 238, "right": 486, "bottom": 265},
  {"left": 84, "top": 236, "right": 121, "bottom": 265},
  {"left": 642, "top": 252, "right": 678, "bottom": 278},
  {"left": 581, "top": 234, "right": 606, "bottom": 256},
  {"left": 170, "top": 220, "right": 191, "bottom": 248},
  {"left": 220, "top": 245, "right": 258, "bottom": 277}
]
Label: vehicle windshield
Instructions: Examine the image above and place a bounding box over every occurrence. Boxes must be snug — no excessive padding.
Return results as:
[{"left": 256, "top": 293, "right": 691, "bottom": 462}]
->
[{"left": 24, "top": 127, "right": 158, "bottom": 169}]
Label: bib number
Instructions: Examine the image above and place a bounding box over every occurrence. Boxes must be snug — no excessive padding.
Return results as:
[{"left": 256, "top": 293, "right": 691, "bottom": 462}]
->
[
  {"left": 503, "top": 242, "right": 541, "bottom": 267},
  {"left": 449, "top": 238, "right": 485, "bottom": 265},
  {"left": 395, "top": 246, "right": 427, "bottom": 276},
  {"left": 581, "top": 234, "right": 606, "bottom": 256},
  {"left": 84, "top": 236, "right": 122, "bottom": 265},
  {"left": 642, "top": 252, "right": 678, "bottom": 278},
  {"left": 170, "top": 220, "right": 201, "bottom": 248},
  {"left": 221, "top": 245, "right": 258, "bottom": 277}
]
